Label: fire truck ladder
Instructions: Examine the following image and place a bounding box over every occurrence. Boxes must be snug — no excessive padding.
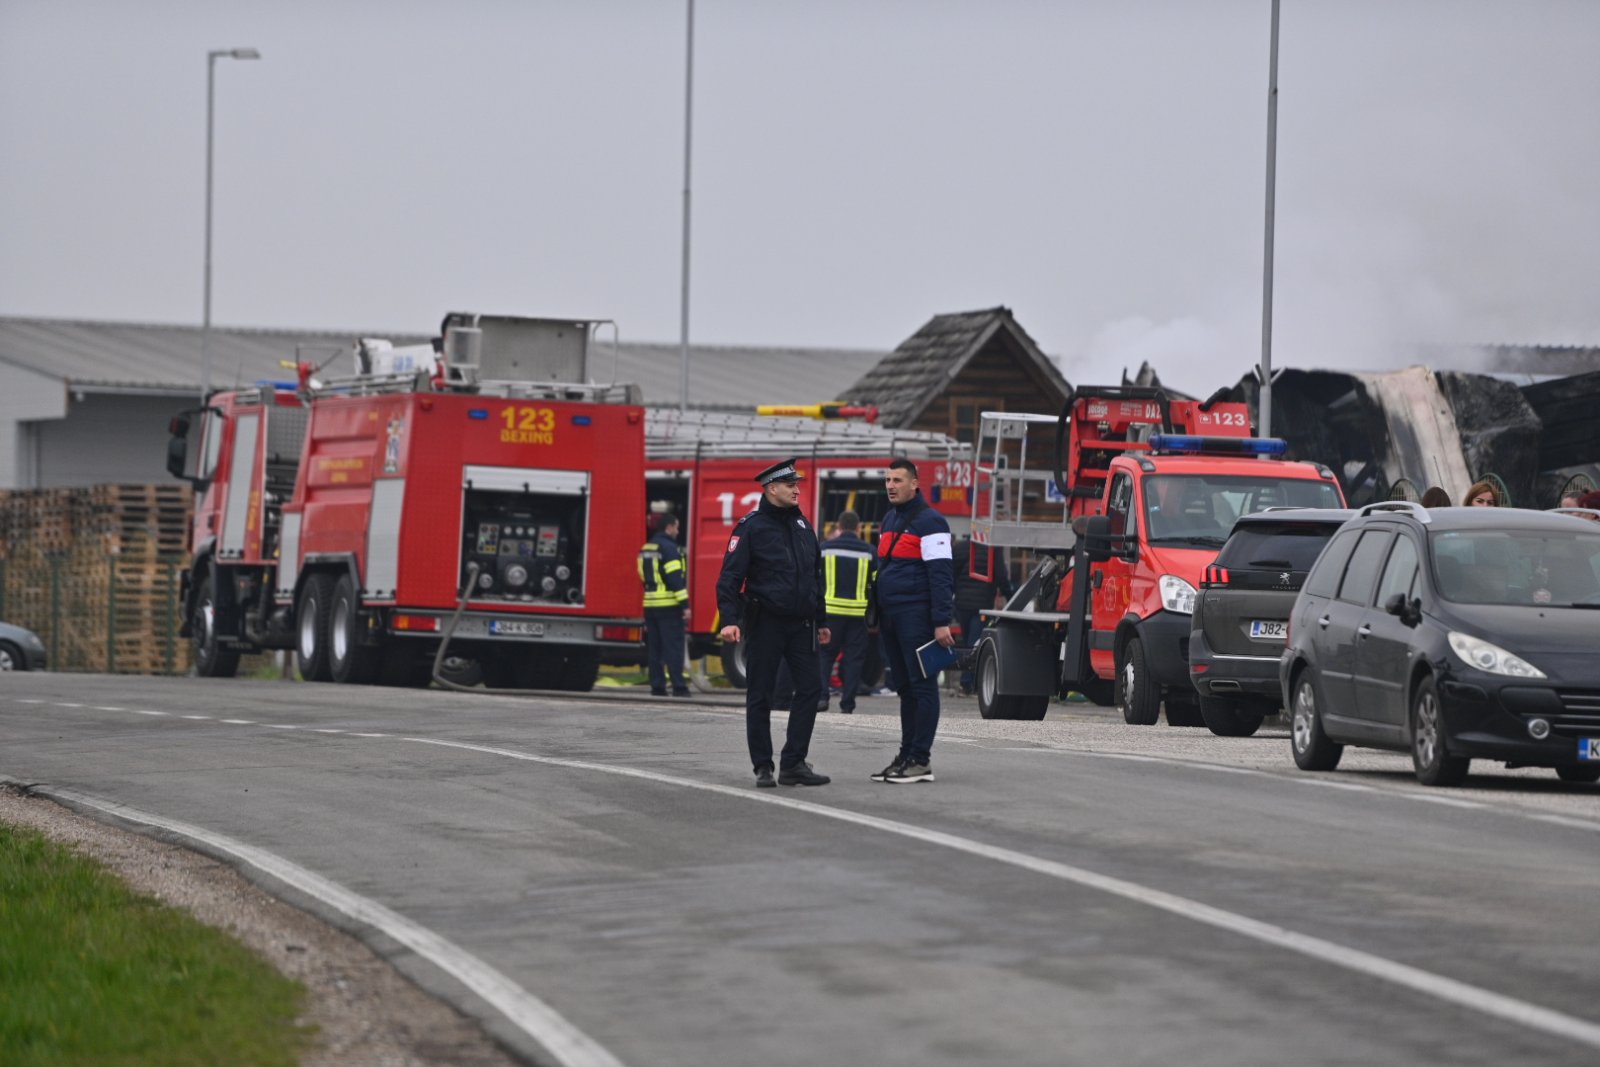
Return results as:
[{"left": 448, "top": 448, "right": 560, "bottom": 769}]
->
[
  {"left": 645, "top": 410, "right": 968, "bottom": 461},
  {"left": 970, "top": 412, "right": 1077, "bottom": 551},
  {"left": 310, "top": 372, "right": 642, "bottom": 405}
]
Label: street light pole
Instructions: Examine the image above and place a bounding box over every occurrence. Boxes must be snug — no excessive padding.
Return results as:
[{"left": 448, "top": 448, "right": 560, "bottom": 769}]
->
[
  {"left": 1257, "top": 0, "right": 1280, "bottom": 437},
  {"left": 677, "top": 0, "right": 695, "bottom": 413},
  {"left": 203, "top": 47, "right": 260, "bottom": 401}
]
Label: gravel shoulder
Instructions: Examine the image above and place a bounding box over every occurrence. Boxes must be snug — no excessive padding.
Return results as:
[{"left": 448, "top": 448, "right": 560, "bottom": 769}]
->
[{"left": 0, "top": 784, "right": 524, "bottom": 1067}]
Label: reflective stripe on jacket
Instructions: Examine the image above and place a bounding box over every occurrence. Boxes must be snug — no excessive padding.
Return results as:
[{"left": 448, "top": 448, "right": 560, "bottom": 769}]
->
[
  {"left": 638, "top": 538, "right": 688, "bottom": 609},
  {"left": 822, "top": 533, "right": 876, "bottom": 617}
]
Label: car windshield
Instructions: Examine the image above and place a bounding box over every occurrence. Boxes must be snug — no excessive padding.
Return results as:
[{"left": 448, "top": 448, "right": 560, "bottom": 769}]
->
[
  {"left": 1142, "top": 476, "right": 1344, "bottom": 548},
  {"left": 1215, "top": 522, "right": 1343, "bottom": 571},
  {"left": 1430, "top": 528, "right": 1600, "bottom": 607}
]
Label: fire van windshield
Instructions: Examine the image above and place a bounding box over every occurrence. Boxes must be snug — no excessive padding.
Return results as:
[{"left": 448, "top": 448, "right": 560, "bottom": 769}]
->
[{"left": 1141, "top": 475, "right": 1343, "bottom": 547}]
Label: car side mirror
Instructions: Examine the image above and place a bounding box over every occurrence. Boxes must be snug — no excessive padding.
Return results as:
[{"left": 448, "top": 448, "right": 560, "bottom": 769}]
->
[
  {"left": 1078, "top": 515, "right": 1114, "bottom": 564},
  {"left": 165, "top": 434, "right": 189, "bottom": 480},
  {"left": 1384, "top": 592, "right": 1421, "bottom": 627}
]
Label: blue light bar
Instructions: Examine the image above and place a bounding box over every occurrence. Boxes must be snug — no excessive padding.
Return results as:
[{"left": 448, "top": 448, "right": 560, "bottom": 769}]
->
[{"left": 1149, "top": 434, "right": 1288, "bottom": 456}]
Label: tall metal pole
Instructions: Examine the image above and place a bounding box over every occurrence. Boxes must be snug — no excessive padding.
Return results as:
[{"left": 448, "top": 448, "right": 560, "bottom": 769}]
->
[
  {"left": 202, "top": 48, "right": 259, "bottom": 402},
  {"left": 202, "top": 53, "right": 218, "bottom": 401},
  {"left": 677, "top": 0, "right": 695, "bottom": 413},
  {"left": 1258, "top": 0, "right": 1280, "bottom": 437}
]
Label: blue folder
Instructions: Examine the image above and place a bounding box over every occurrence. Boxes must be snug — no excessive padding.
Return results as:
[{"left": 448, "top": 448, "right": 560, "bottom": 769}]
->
[{"left": 916, "top": 638, "right": 960, "bottom": 679}]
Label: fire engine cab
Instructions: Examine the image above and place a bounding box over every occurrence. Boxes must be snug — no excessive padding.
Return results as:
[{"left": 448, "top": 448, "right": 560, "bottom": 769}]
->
[
  {"left": 970, "top": 386, "right": 1346, "bottom": 723},
  {"left": 165, "top": 313, "right": 646, "bottom": 690},
  {"left": 642, "top": 410, "right": 970, "bottom": 687}
]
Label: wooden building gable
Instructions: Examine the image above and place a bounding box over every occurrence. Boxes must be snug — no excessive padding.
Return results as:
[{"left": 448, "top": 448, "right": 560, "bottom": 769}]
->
[{"left": 843, "top": 307, "right": 1073, "bottom": 443}]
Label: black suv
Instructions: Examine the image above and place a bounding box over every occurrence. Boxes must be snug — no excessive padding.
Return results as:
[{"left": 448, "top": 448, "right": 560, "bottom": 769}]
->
[
  {"left": 1281, "top": 502, "right": 1600, "bottom": 786},
  {"left": 1190, "top": 508, "right": 1355, "bottom": 736}
]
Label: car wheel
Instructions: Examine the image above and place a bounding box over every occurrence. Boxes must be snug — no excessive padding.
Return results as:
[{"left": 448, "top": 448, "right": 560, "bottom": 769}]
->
[
  {"left": 1410, "top": 675, "right": 1469, "bottom": 787},
  {"left": 1117, "top": 637, "right": 1161, "bottom": 725},
  {"left": 0, "top": 640, "right": 25, "bottom": 672},
  {"left": 192, "top": 573, "right": 241, "bottom": 678},
  {"left": 1200, "top": 695, "right": 1265, "bottom": 737},
  {"left": 328, "top": 575, "right": 382, "bottom": 685},
  {"left": 1290, "top": 672, "right": 1342, "bottom": 771},
  {"left": 1555, "top": 765, "right": 1600, "bottom": 785},
  {"left": 296, "top": 573, "right": 336, "bottom": 682},
  {"left": 976, "top": 640, "right": 1049, "bottom": 720}
]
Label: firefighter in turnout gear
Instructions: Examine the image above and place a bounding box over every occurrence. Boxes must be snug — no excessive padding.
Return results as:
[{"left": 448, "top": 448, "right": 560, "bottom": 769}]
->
[
  {"left": 639, "top": 512, "right": 691, "bottom": 696},
  {"left": 818, "top": 510, "right": 877, "bottom": 714},
  {"left": 716, "top": 458, "right": 832, "bottom": 788}
]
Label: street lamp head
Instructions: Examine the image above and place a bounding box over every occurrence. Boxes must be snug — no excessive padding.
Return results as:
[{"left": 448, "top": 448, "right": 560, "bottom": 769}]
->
[{"left": 230, "top": 48, "right": 261, "bottom": 60}]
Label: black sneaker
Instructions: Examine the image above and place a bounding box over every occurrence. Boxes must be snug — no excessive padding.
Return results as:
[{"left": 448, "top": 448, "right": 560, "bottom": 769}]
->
[
  {"left": 819, "top": 702, "right": 830, "bottom": 713},
  {"left": 886, "top": 763, "right": 934, "bottom": 784},
  {"left": 777, "top": 762, "right": 831, "bottom": 786},
  {"left": 840, "top": 705, "right": 854, "bottom": 714},
  {"left": 870, "top": 760, "right": 905, "bottom": 783},
  {"left": 755, "top": 767, "right": 776, "bottom": 789},
  {"left": 671, "top": 688, "right": 692, "bottom": 697}
]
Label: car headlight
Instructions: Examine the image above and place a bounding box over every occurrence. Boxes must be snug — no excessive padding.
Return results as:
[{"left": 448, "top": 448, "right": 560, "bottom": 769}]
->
[
  {"left": 1159, "top": 574, "right": 1197, "bottom": 615},
  {"left": 1446, "top": 632, "right": 1546, "bottom": 679}
]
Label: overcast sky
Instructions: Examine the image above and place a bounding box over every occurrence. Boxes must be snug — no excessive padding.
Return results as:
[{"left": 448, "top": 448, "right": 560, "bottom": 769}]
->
[{"left": 3, "top": 0, "right": 1597, "bottom": 397}]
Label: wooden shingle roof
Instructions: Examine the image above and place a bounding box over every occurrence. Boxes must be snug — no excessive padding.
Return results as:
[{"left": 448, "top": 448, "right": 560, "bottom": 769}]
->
[{"left": 842, "top": 307, "right": 1073, "bottom": 428}]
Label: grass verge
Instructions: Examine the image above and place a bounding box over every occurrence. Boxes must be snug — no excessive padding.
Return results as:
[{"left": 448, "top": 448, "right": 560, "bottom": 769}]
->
[{"left": 0, "top": 824, "right": 312, "bottom": 1067}]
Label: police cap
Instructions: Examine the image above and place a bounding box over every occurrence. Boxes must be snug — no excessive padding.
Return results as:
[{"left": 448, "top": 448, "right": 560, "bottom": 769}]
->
[{"left": 754, "top": 458, "right": 802, "bottom": 486}]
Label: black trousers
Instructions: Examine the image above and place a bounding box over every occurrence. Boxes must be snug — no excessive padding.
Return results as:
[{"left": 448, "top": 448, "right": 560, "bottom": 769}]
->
[
  {"left": 644, "top": 607, "right": 687, "bottom": 693},
  {"left": 819, "top": 615, "right": 868, "bottom": 711},
  {"left": 743, "top": 614, "right": 822, "bottom": 772}
]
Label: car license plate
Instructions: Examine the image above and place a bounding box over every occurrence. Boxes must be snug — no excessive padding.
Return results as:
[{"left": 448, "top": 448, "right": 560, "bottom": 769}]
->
[
  {"left": 490, "top": 619, "right": 546, "bottom": 637},
  {"left": 1249, "top": 620, "right": 1288, "bottom": 640},
  {"left": 1580, "top": 739, "right": 1600, "bottom": 762}
]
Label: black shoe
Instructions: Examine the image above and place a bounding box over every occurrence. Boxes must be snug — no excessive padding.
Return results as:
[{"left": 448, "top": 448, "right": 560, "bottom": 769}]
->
[
  {"left": 870, "top": 760, "right": 905, "bottom": 782},
  {"left": 755, "top": 767, "right": 776, "bottom": 789},
  {"left": 650, "top": 688, "right": 668, "bottom": 697},
  {"left": 886, "top": 763, "right": 935, "bottom": 784},
  {"left": 819, "top": 702, "right": 831, "bottom": 713},
  {"left": 671, "top": 688, "right": 692, "bottom": 697},
  {"left": 777, "top": 762, "right": 831, "bottom": 786},
  {"left": 840, "top": 705, "right": 854, "bottom": 714}
]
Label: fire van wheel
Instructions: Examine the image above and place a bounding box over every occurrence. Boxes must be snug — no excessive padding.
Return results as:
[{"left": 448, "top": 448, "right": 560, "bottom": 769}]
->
[
  {"left": 329, "top": 575, "right": 382, "bottom": 685},
  {"left": 1117, "top": 637, "right": 1161, "bottom": 726},
  {"left": 976, "top": 641, "right": 1049, "bottom": 721},
  {"left": 558, "top": 649, "right": 601, "bottom": 692},
  {"left": 295, "top": 573, "right": 336, "bottom": 682},
  {"left": 720, "top": 638, "right": 749, "bottom": 689},
  {"left": 191, "top": 574, "right": 240, "bottom": 678}
]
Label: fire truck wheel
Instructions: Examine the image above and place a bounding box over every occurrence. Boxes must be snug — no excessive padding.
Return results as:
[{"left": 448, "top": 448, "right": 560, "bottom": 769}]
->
[
  {"left": 1164, "top": 695, "right": 1206, "bottom": 728},
  {"left": 329, "top": 575, "right": 382, "bottom": 685},
  {"left": 192, "top": 573, "right": 241, "bottom": 678},
  {"left": 1117, "top": 637, "right": 1161, "bottom": 726},
  {"left": 1199, "top": 695, "right": 1266, "bottom": 737},
  {"left": 720, "top": 638, "right": 749, "bottom": 689},
  {"left": 557, "top": 649, "right": 601, "bottom": 692},
  {"left": 295, "top": 573, "right": 336, "bottom": 682},
  {"left": 975, "top": 641, "right": 1049, "bottom": 721}
]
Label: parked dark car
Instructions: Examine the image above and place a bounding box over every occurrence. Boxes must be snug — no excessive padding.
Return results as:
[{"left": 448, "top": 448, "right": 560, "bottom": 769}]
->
[
  {"left": 0, "top": 621, "right": 48, "bottom": 671},
  {"left": 1190, "top": 508, "right": 1355, "bottom": 735},
  {"left": 1281, "top": 502, "right": 1600, "bottom": 786}
]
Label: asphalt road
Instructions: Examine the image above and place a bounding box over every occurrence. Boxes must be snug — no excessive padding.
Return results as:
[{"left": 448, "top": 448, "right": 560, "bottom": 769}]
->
[{"left": 3, "top": 673, "right": 1599, "bottom": 1067}]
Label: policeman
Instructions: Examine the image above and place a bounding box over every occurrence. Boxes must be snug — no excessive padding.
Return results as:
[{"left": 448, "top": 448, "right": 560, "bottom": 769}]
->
[
  {"left": 716, "top": 458, "right": 832, "bottom": 788},
  {"left": 638, "top": 512, "right": 691, "bottom": 697},
  {"left": 818, "top": 510, "right": 877, "bottom": 714}
]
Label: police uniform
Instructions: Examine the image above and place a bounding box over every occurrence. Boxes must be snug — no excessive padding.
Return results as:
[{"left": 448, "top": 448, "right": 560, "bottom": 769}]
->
[
  {"left": 715, "top": 459, "right": 830, "bottom": 785},
  {"left": 818, "top": 526, "right": 877, "bottom": 713},
  {"left": 638, "top": 518, "right": 690, "bottom": 696}
]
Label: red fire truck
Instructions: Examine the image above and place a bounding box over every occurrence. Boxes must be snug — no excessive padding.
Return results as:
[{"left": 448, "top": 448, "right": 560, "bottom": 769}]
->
[
  {"left": 641, "top": 410, "right": 971, "bottom": 687},
  {"left": 970, "top": 386, "right": 1346, "bottom": 722},
  {"left": 165, "top": 314, "right": 646, "bottom": 689}
]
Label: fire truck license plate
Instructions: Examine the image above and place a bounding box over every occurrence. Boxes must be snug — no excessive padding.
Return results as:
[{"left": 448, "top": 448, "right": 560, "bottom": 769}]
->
[
  {"left": 490, "top": 619, "right": 546, "bottom": 637},
  {"left": 1249, "top": 620, "right": 1288, "bottom": 640}
]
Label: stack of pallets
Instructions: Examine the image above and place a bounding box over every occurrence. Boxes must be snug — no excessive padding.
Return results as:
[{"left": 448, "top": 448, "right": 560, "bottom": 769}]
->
[{"left": 0, "top": 484, "right": 194, "bottom": 675}]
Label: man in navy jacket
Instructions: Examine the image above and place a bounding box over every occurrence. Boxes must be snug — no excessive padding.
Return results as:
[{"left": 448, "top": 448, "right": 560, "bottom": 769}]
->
[{"left": 870, "top": 458, "right": 955, "bottom": 783}]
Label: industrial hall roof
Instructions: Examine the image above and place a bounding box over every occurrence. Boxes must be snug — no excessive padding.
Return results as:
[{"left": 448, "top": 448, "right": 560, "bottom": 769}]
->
[
  {"left": 0, "top": 316, "right": 886, "bottom": 409},
  {"left": 842, "top": 307, "right": 1074, "bottom": 428}
]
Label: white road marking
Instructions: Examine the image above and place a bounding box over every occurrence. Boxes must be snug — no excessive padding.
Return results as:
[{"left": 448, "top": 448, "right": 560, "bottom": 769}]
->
[
  {"left": 131, "top": 710, "right": 168, "bottom": 717},
  {"left": 350, "top": 732, "right": 388, "bottom": 738},
  {"left": 16, "top": 698, "right": 45, "bottom": 704},
  {"left": 57, "top": 702, "right": 83, "bottom": 708},
  {"left": 219, "top": 719, "right": 255, "bottom": 725},
  {"left": 36, "top": 784, "right": 627, "bottom": 1067},
  {"left": 405, "top": 734, "right": 1600, "bottom": 1052},
  {"left": 94, "top": 706, "right": 124, "bottom": 712},
  {"left": 313, "top": 728, "right": 346, "bottom": 734},
  {"left": 263, "top": 724, "right": 299, "bottom": 730},
  {"left": 182, "top": 714, "right": 211, "bottom": 720}
]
